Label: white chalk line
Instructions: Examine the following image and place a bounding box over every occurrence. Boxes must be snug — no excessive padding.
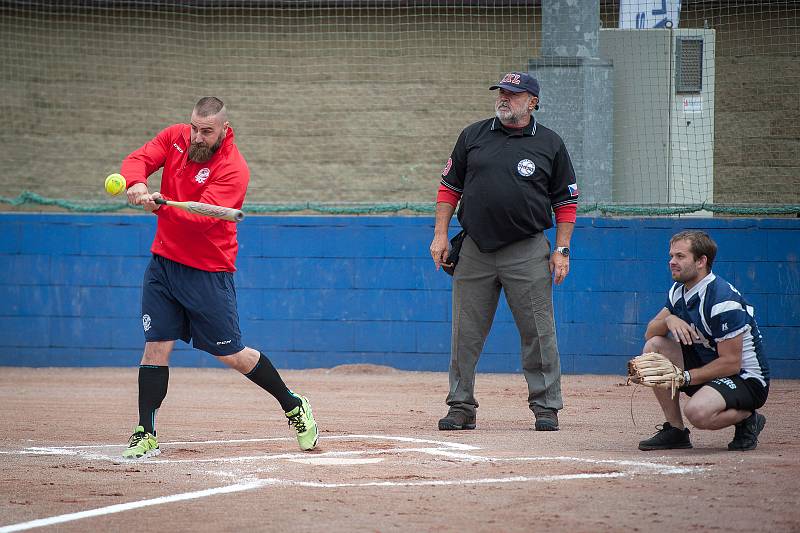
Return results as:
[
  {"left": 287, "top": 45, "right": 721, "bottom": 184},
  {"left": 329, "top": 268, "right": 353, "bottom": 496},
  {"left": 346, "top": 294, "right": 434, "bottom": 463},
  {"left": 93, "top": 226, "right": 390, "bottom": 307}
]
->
[
  {"left": 0, "top": 434, "right": 704, "bottom": 532},
  {"left": 10, "top": 434, "right": 482, "bottom": 465},
  {"left": 288, "top": 457, "right": 384, "bottom": 465},
  {"left": 491, "top": 456, "right": 701, "bottom": 475},
  {"left": 13, "top": 434, "right": 479, "bottom": 452},
  {"left": 0, "top": 480, "right": 275, "bottom": 533}
]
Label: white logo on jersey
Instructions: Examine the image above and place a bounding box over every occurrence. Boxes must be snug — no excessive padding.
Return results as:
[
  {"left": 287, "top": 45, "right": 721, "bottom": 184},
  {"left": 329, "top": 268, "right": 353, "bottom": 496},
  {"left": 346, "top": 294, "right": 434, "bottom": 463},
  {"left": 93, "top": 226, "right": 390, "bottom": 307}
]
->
[
  {"left": 195, "top": 168, "right": 210, "bottom": 184},
  {"left": 216, "top": 339, "right": 232, "bottom": 345},
  {"left": 173, "top": 143, "right": 184, "bottom": 154},
  {"left": 142, "top": 314, "right": 152, "bottom": 332},
  {"left": 517, "top": 159, "right": 535, "bottom": 177}
]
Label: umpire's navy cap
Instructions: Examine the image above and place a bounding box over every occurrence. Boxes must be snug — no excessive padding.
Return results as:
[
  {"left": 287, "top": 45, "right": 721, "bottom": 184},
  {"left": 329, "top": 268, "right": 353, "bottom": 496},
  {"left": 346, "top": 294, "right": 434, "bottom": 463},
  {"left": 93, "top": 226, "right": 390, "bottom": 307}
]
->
[{"left": 490, "top": 72, "right": 540, "bottom": 97}]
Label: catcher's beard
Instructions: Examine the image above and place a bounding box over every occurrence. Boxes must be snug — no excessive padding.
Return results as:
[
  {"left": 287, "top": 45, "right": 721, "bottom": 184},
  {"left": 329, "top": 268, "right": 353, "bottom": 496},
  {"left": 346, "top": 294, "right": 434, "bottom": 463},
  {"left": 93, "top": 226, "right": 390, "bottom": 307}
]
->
[
  {"left": 672, "top": 266, "right": 700, "bottom": 284},
  {"left": 188, "top": 134, "right": 223, "bottom": 163}
]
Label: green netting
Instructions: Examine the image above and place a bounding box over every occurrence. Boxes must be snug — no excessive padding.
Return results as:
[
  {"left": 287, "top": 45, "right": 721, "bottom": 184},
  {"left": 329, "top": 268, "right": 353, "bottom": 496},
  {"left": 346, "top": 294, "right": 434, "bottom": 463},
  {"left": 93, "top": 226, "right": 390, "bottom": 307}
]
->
[
  {"left": 1, "top": 1, "right": 798, "bottom": 216},
  {"left": 4, "top": 191, "right": 798, "bottom": 217}
]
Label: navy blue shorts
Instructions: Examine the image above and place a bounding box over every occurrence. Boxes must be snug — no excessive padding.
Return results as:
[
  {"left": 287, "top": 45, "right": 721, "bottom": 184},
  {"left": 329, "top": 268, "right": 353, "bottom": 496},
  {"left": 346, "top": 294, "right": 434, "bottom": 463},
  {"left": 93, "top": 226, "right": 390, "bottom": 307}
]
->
[
  {"left": 141, "top": 255, "right": 244, "bottom": 356},
  {"left": 681, "top": 345, "right": 769, "bottom": 411}
]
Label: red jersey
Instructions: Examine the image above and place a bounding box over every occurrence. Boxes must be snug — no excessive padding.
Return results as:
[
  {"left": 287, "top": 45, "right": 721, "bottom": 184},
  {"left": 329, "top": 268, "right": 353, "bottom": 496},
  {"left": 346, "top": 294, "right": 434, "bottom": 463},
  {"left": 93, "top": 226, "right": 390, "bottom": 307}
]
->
[{"left": 121, "top": 124, "right": 249, "bottom": 272}]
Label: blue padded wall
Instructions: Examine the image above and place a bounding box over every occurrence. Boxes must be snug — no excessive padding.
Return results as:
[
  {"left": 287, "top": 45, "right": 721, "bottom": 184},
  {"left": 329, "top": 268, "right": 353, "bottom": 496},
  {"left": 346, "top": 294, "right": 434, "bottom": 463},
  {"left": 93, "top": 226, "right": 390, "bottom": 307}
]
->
[{"left": 1, "top": 214, "right": 798, "bottom": 377}]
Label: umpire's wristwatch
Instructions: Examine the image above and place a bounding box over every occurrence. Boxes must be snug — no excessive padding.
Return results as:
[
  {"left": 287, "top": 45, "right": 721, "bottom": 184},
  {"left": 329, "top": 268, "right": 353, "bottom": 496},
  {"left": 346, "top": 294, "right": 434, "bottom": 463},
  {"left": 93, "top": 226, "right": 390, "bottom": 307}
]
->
[{"left": 554, "top": 246, "right": 570, "bottom": 257}]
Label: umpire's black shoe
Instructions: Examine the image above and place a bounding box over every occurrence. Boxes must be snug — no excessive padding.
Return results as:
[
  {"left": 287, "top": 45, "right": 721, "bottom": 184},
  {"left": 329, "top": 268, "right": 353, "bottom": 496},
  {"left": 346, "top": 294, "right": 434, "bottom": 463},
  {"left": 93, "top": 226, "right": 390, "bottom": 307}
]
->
[
  {"left": 638, "top": 422, "right": 692, "bottom": 451},
  {"left": 728, "top": 411, "right": 766, "bottom": 451},
  {"left": 533, "top": 407, "right": 559, "bottom": 431},
  {"left": 438, "top": 410, "right": 476, "bottom": 430}
]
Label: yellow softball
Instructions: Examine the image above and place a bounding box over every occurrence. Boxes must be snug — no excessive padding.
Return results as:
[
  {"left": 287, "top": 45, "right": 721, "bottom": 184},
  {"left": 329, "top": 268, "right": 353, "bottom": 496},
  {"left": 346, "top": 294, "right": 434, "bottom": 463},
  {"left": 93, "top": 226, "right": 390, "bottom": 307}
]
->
[{"left": 104, "top": 173, "right": 126, "bottom": 196}]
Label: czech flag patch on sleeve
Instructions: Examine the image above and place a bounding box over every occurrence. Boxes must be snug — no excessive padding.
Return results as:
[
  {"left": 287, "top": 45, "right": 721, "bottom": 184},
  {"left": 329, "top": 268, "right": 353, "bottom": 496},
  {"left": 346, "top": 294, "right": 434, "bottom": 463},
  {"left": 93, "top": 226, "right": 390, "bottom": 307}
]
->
[{"left": 568, "top": 182, "right": 579, "bottom": 197}]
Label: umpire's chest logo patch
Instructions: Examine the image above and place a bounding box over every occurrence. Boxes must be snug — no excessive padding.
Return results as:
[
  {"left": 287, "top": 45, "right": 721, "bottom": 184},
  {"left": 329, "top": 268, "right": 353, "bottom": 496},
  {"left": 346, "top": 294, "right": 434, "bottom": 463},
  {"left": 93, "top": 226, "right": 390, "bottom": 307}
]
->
[
  {"left": 517, "top": 159, "right": 535, "bottom": 177},
  {"left": 195, "top": 168, "right": 210, "bottom": 184}
]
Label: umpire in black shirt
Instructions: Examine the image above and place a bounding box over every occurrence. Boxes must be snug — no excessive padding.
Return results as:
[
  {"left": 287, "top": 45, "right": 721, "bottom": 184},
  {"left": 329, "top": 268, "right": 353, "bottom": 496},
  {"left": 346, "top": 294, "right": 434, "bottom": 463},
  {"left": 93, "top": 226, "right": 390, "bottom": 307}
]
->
[{"left": 430, "top": 72, "right": 579, "bottom": 431}]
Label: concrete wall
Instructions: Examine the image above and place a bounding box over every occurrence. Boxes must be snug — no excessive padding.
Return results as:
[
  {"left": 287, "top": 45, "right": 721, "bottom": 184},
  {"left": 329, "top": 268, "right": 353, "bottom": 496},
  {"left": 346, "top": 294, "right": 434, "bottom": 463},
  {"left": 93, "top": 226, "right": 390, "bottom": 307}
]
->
[{"left": 1, "top": 214, "right": 798, "bottom": 377}]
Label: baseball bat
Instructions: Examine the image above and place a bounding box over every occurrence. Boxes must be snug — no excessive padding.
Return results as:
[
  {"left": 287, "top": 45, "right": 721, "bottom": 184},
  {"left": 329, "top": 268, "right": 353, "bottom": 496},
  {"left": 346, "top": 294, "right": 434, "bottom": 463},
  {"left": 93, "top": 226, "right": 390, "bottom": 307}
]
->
[{"left": 154, "top": 198, "right": 245, "bottom": 222}]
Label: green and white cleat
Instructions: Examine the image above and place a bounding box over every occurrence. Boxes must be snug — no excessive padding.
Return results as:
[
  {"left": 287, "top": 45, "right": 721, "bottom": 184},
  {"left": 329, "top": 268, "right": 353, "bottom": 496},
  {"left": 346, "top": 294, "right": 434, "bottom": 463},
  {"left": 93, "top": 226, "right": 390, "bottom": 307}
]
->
[
  {"left": 285, "top": 394, "right": 319, "bottom": 451},
  {"left": 122, "top": 425, "right": 160, "bottom": 459}
]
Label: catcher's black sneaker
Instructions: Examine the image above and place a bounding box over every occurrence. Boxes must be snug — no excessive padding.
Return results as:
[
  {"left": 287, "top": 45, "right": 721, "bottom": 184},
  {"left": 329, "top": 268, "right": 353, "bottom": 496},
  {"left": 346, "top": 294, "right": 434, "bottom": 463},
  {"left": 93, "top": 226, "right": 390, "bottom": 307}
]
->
[
  {"left": 438, "top": 410, "right": 476, "bottom": 430},
  {"left": 638, "top": 422, "right": 692, "bottom": 451},
  {"left": 728, "top": 411, "right": 766, "bottom": 451},
  {"left": 533, "top": 406, "right": 559, "bottom": 431}
]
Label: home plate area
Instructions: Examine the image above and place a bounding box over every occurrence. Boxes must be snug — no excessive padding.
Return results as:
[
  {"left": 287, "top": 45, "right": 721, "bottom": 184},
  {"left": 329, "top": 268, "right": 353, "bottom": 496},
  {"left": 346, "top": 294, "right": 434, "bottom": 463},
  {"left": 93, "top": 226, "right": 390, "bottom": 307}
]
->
[
  {"left": 0, "top": 434, "right": 710, "bottom": 532},
  {"left": 21, "top": 434, "right": 703, "bottom": 487}
]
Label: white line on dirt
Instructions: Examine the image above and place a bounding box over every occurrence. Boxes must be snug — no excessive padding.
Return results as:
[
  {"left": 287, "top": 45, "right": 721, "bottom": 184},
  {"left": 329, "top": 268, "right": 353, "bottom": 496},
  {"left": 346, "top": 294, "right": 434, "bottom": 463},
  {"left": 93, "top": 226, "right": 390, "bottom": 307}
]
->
[
  {"left": 0, "top": 480, "right": 274, "bottom": 533},
  {"left": 14, "top": 434, "right": 480, "bottom": 452},
  {"left": 10, "top": 434, "right": 483, "bottom": 464},
  {"left": 491, "top": 456, "right": 703, "bottom": 475},
  {"left": 275, "top": 472, "right": 631, "bottom": 487},
  {"left": 14, "top": 446, "right": 477, "bottom": 464},
  {"left": 287, "top": 457, "right": 385, "bottom": 465}
]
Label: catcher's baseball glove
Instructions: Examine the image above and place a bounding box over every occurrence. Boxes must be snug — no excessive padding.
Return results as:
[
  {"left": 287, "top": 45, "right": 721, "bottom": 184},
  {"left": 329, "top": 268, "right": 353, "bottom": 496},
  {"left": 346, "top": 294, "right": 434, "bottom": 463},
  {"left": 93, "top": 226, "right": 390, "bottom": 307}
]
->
[{"left": 627, "top": 352, "right": 689, "bottom": 398}]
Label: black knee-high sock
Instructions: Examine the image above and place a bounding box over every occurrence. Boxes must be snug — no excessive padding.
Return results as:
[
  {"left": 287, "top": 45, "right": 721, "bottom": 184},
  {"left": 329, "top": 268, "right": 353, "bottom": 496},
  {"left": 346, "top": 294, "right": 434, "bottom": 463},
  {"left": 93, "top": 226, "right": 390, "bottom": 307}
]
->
[
  {"left": 138, "top": 365, "right": 169, "bottom": 435},
  {"left": 245, "top": 353, "right": 301, "bottom": 413}
]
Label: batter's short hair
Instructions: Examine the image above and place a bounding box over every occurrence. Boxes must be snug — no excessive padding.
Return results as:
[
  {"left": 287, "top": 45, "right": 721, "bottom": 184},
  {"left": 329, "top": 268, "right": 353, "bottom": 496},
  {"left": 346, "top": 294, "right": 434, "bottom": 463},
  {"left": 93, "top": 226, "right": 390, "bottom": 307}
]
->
[
  {"left": 670, "top": 230, "right": 717, "bottom": 269},
  {"left": 194, "top": 96, "right": 226, "bottom": 118}
]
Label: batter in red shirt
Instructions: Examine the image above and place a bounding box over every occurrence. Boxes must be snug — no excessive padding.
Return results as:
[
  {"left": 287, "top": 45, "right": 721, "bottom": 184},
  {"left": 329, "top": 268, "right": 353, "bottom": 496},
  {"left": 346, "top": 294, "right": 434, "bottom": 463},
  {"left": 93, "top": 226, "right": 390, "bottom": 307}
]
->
[{"left": 119, "top": 97, "right": 318, "bottom": 459}]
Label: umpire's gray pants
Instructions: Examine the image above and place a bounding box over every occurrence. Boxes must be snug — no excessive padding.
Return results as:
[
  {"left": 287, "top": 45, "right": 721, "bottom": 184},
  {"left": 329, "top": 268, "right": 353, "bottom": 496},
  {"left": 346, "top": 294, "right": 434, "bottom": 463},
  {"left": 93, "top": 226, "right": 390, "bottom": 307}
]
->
[{"left": 446, "top": 233, "right": 563, "bottom": 416}]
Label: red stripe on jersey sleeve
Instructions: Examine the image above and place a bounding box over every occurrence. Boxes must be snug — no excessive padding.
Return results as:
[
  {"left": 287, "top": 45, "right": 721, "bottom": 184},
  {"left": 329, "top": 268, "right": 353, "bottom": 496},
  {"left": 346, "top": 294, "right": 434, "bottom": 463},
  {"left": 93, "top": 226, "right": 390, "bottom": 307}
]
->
[
  {"left": 554, "top": 203, "right": 577, "bottom": 223},
  {"left": 437, "top": 185, "right": 461, "bottom": 208}
]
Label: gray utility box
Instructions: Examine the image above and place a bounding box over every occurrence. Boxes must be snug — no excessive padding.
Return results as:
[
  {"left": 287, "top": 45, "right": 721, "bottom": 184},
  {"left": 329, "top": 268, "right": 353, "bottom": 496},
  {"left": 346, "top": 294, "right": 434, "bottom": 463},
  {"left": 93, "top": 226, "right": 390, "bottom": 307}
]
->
[{"left": 599, "top": 28, "right": 716, "bottom": 205}]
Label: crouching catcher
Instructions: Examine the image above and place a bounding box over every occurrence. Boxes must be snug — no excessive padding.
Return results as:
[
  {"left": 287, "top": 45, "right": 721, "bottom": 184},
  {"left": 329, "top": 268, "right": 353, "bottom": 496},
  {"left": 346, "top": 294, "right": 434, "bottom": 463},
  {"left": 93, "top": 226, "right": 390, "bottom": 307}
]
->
[{"left": 636, "top": 231, "right": 769, "bottom": 452}]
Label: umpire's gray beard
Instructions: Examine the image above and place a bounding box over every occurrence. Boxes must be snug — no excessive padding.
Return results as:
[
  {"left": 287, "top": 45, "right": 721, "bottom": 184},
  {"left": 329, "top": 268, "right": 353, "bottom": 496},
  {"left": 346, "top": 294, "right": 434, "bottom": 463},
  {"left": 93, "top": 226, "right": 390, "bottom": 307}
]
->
[{"left": 495, "top": 107, "right": 529, "bottom": 127}]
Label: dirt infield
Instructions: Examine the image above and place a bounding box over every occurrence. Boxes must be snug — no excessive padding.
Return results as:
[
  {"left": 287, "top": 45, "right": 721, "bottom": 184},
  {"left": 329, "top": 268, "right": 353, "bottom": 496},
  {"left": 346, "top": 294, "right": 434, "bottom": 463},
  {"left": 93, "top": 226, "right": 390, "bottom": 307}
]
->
[{"left": 1, "top": 367, "right": 798, "bottom": 532}]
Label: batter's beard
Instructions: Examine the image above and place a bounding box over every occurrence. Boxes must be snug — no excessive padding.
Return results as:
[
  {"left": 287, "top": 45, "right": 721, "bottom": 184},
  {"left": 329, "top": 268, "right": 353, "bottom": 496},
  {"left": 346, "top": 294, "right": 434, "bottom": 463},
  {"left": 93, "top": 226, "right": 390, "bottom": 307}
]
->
[{"left": 188, "top": 134, "right": 223, "bottom": 163}]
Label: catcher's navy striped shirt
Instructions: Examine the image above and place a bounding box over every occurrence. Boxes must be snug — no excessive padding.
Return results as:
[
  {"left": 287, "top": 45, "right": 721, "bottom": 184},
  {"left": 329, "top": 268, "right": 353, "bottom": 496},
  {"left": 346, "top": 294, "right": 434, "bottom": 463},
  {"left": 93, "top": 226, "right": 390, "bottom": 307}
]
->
[{"left": 666, "top": 272, "right": 769, "bottom": 386}]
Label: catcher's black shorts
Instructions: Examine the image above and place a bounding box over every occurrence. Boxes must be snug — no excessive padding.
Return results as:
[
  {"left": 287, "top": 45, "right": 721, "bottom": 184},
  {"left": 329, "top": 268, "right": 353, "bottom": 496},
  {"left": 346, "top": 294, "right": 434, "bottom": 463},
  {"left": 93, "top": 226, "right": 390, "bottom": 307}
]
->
[
  {"left": 681, "top": 346, "right": 769, "bottom": 411},
  {"left": 141, "top": 254, "right": 244, "bottom": 356}
]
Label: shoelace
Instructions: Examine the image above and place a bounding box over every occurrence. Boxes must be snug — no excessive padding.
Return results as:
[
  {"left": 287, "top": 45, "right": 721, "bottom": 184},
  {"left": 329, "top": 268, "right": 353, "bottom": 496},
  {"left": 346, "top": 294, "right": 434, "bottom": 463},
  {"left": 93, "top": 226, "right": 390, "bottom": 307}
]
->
[
  {"left": 651, "top": 424, "right": 668, "bottom": 436},
  {"left": 287, "top": 410, "right": 307, "bottom": 433},
  {"left": 128, "top": 432, "right": 147, "bottom": 447}
]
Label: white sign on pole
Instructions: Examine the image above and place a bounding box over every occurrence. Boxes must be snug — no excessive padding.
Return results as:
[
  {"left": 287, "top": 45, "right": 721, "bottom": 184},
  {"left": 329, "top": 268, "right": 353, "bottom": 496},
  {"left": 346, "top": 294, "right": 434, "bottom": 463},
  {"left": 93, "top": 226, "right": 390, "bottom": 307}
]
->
[{"left": 619, "top": 0, "right": 681, "bottom": 29}]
